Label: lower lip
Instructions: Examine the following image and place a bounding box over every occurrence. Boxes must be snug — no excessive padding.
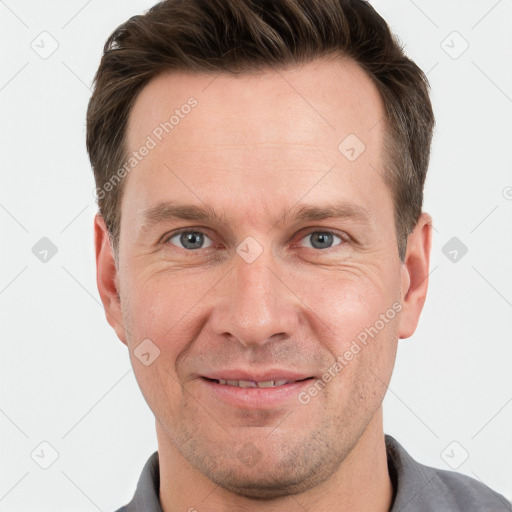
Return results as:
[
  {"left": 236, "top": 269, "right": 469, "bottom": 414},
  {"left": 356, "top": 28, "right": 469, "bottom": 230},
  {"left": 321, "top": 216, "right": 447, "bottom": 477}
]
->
[{"left": 199, "top": 377, "right": 314, "bottom": 408}]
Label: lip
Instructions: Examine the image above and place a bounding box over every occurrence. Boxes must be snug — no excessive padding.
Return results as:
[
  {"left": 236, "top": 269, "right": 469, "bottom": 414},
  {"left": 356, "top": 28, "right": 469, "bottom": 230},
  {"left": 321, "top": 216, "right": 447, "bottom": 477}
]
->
[
  {"left": 198, "top": 371, "right": 315, "bottom": 409},
  {"left": 201, "top": 369, "right": 312, "bottom": 382}
]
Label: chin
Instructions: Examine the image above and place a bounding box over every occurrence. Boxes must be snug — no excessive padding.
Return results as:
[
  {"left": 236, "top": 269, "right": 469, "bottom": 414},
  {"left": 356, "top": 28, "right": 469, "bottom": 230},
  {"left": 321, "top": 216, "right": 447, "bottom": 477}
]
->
[
  {"left": 208, "top": 465, "right": 327, "bottom": 500},
  {"left": 194, "top": 439, "right": 342, "bottom": 500}
]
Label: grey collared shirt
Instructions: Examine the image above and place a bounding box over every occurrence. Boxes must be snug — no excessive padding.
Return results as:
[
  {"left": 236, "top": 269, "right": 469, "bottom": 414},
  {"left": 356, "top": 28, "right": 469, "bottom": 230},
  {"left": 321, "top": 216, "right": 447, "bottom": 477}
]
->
[{"left": 114, "top": 435, "right": 511, "bottom": 511}]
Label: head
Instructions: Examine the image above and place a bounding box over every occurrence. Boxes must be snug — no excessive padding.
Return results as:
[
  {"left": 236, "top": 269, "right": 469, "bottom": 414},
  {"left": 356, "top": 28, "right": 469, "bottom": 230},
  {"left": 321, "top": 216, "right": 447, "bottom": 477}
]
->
[{"left": 89, "top": 0, "right": 434, "bottom": 499}]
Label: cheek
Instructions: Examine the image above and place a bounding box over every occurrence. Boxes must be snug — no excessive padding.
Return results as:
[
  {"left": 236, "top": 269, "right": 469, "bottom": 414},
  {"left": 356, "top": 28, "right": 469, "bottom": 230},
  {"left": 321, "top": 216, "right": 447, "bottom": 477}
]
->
[
  {"left": 120, "top": 269, "right": 217, "bottom": 415},
  {"left": 302, "top": 269, "right": 395, "bottom": 344},
  {"left": 121, "top": 275, "right": 191, "bottom": 418},
  {"left": 303, "top": 268, "right": 400, "bottom": 401},
  {"left": 122, "top": 269, "right": 203, "bottom": 343},
  {"left": 120, "top": 275, "right": 189, "bottom": 411}
]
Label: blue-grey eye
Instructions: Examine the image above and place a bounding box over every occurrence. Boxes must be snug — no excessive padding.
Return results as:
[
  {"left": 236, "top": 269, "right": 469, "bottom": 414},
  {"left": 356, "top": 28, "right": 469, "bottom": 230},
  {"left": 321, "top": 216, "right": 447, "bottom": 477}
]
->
[
  {"left": 168, "top": 231, "right": 213, "bottom": 250},
  {"left": 299, "top": 231, "right": 343, "bottom": 250}
]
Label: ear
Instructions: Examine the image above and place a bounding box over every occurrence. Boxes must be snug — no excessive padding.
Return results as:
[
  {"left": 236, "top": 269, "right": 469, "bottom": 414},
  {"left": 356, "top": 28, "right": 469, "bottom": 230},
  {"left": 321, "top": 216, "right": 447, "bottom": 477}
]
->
[
  {"left": 94, "top": 213, "right": 128, "bottom": 345},
  {"left": 398, "top": 212, "right": 433, "bottom": 340}
]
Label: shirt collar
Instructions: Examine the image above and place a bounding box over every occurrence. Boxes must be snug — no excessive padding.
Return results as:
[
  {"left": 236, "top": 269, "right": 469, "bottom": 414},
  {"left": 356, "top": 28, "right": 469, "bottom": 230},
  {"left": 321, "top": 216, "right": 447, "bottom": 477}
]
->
[
  {"left": 385, "top": 435, "right": 441, "bottom": 511},
  {"left": 127, "top": 451, "right": 163, "bottom": 512}
]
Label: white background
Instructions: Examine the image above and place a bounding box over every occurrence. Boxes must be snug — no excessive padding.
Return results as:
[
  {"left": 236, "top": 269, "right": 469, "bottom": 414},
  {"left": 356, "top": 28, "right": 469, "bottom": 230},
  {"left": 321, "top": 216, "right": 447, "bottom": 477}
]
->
[{"left": 1, "top": 0, "right": 511, "bottom": 510}]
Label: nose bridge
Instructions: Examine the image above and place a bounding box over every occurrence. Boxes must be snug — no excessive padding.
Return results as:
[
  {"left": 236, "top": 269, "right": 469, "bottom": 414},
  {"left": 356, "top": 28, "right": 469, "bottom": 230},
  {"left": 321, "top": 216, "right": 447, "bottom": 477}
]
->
[{"left": 211, "top": 245, "right": 298, "bottom": 347}]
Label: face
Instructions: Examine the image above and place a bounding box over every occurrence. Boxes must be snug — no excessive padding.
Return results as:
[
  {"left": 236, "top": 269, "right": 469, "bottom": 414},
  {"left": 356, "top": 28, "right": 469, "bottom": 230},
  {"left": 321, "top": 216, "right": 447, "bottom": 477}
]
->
[{"left": 95, "top": 57, "right": 431, "bottom": 498}]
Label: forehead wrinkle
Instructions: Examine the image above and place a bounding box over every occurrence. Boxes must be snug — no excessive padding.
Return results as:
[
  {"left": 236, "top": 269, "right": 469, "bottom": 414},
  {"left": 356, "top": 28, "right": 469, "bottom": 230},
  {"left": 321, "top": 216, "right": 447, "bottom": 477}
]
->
[{"left": 139, "top": 199, "right": 373, "bottom": 234}]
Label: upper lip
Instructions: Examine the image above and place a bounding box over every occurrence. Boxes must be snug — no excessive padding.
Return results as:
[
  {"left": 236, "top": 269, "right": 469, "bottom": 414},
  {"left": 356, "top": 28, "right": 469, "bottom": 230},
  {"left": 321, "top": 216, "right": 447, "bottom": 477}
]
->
[{"left": 200, "top": 369, "right": 312, "bottom": 382}]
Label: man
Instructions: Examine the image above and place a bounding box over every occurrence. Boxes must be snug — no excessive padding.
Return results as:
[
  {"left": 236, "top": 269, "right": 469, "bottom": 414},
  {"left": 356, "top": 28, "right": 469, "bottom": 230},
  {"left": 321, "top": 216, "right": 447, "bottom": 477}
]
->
[{"left": 87, "top": 0, "right": 510, "bottom": 511}]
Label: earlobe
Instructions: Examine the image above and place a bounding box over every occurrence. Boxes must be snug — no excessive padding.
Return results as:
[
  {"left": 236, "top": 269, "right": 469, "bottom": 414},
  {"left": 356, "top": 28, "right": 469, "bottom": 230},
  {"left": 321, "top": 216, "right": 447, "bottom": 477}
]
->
[
  {"left": 94, "top": 213, "right": 128, "bottom": 345},
  {"left": 398, "top": 212, "right": 433, "bottom": 340}
]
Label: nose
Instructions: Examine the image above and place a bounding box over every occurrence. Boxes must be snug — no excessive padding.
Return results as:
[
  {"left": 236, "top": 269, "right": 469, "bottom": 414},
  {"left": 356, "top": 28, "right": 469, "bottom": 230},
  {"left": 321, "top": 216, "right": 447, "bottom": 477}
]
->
[{"left": 209, "top": 247, "right": 300, "bottom": 348}]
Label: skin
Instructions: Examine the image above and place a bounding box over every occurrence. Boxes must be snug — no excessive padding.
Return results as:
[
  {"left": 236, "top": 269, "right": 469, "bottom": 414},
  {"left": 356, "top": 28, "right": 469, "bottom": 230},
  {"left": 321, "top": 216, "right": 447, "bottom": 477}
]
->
[{"left": 95, "top": 56, "right": 432, "bottom": 512}]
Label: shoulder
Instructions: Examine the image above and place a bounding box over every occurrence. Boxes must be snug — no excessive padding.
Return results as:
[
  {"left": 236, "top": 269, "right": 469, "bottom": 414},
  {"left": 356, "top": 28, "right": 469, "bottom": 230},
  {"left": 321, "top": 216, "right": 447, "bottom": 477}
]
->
[
  {"left": 427, "top": 466, "right": 511, "bottom": 511},
  {"left": 386, "top": 435, "right": 511, "bottom": 512}
]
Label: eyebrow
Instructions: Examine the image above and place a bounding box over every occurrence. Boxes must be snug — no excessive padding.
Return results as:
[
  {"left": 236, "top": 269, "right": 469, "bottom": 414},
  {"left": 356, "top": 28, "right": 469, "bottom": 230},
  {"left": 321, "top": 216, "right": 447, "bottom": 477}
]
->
[{"left": 140, "top": 200, "right": 372, "bottom": 232}]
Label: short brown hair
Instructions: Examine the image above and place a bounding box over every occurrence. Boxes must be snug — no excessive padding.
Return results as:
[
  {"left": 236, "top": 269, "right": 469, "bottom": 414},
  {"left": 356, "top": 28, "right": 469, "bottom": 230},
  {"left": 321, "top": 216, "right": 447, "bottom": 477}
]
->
[{"left": 86, "top": 0, "right": 434, "bottom": 262}]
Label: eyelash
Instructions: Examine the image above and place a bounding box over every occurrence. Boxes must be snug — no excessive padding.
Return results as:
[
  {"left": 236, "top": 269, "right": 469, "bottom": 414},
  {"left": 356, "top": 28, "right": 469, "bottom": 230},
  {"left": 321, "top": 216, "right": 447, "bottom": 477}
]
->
[{"left": 161, "top": 228, "right": 350, "bottom": 254}]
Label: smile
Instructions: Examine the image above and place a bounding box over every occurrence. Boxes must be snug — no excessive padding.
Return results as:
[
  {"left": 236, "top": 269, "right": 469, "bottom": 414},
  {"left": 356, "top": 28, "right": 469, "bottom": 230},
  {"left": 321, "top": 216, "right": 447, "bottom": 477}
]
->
[
  {"left": 199, "top": 376, "right": 315, "bottom": 408},
  {"left": 211, "top": 378, "right": 295, "bottom": 388}
]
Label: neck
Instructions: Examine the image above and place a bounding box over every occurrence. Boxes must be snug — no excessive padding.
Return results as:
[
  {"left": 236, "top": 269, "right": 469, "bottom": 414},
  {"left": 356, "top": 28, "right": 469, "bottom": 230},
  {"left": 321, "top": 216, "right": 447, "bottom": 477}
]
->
[{"left": 157, "top": 408, "right": 393, "bottom": 512}]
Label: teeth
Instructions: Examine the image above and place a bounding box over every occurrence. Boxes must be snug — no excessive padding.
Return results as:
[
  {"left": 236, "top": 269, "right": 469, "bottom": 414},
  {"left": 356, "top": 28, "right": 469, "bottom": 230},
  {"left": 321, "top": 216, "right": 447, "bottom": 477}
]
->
[
  {"left": 238, "top": 380, "right": 258, "bottom": 388},
  {"left": 257, "top": 380, "right": 275, "bottom": 388},
  {"left": 215, "top": 379, "right": 290, "bottom": 388},
  {"left": 258, "top": 379, "right": 288, "bottom": 387}
]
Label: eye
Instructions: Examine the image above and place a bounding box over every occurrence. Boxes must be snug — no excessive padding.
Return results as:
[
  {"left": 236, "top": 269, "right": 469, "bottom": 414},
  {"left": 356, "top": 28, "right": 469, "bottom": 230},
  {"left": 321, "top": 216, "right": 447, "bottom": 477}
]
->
[
  {"left": 297, "top": 231, "right": 345, "bottom": 250},
  {"left": 164, "top": 230, "right": 214, "bottom": 250},
  {"left": 162, "top": 229, "right": 347, "bottom": 252}
]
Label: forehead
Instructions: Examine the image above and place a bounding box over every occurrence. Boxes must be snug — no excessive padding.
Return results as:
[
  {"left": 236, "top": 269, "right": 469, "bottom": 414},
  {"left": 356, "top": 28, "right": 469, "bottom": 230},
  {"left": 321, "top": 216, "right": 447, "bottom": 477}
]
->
[
  {"left": 122, "top": 57, "right": 390, "bottom": 232},
  {"left": 126, "top": 56, "right": 385, "bottom": 152}
]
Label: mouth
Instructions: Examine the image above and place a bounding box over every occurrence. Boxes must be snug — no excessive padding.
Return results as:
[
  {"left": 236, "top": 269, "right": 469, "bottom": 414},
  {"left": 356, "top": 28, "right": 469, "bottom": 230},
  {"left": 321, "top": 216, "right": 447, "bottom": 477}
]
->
[
  {"left": 198, "top": 374, "right": 315, "bottom": 408},
  {"left": 202, "top": 377, "right": 313, "bottom": 388}
]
